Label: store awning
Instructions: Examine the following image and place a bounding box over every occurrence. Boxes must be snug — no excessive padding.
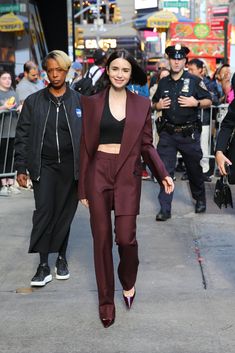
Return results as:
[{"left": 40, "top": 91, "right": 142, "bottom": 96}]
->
[
  {"left": 146, "top": 10, "right": 178, "bottom": 29},
  {"left": 135, "top": 10, "right": 192, "bottom": 30},
  {"left": 0, "top": 12, "right": 24, "bottom": 32}
]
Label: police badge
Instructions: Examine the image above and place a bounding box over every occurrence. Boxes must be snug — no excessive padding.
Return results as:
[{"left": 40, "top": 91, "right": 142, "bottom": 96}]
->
[{"left": 181, "top": 78, "right": 190, "bottom": 95}]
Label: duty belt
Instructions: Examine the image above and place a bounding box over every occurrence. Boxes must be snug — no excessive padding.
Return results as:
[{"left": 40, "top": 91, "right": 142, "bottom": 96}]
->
[{"left": 164, "top": 121, "right": 201, "bottom": 136}]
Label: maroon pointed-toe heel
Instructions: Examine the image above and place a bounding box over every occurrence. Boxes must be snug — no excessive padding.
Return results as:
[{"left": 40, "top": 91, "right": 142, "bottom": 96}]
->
[
  {"left": 100, "top": 317, "right": 115, "bottom": 328},
  {"left": 123, "top": 288, "right": 136, "bottom": 309},
  {"left": 99, "top": 305, "right": 115, "bottom": 328}
]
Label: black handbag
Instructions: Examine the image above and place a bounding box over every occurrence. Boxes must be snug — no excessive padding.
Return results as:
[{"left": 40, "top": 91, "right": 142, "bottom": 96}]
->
[
  {"left": 214, "top": 176, "right": 233, "bottom": 209},
  {"left": 225, "top": 128, "right": 235, "bottom": 184}
]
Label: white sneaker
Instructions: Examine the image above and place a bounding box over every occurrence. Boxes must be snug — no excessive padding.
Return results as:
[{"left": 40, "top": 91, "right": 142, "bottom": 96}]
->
[
  {"left": 8, "top": 185, "right": 21, "bottom": 194},
  {"left": 0, "top": 186, "right": 9, "bottom": 196}
]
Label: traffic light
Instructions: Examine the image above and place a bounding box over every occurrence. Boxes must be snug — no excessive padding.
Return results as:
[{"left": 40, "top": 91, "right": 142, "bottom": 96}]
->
[
  {"left": 112, "top": 6, "right": 122, "bottom": 24},
  {"left": 75, "top": 27, "right": 84, "bottom": 49}
]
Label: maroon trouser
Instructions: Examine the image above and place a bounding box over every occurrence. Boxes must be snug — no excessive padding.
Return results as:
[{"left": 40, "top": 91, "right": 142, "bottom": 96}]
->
[{"left": 88, "top": 151, "right": 139, "bottom": 318}]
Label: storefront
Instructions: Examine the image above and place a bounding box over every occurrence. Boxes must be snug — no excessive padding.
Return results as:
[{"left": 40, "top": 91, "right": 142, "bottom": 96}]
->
[{"left": 75, "top": 35, "right": 142, "bottom": 67}]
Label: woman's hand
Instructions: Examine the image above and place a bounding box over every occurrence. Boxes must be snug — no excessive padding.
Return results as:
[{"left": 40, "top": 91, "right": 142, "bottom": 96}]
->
[
  {"left": 16, "top": 173, "right": 28, "bottom": 188},
  {"left": 162, "top": 176, "right": 174, "bottom": 194},
  {"left": 80, "top": 199, "right": 89, "bottom": 208},
  {"left": 215, "top": 151, "right": 232, "bottom": 176}
]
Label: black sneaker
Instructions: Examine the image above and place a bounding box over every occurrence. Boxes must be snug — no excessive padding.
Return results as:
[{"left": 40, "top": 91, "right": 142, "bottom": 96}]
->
[
  {"left": 156, "top": 211, "right": 171, "bottom": 221},
  {"left": 30, "top": 264, "right": 52, "bottom": 287},
  {"left": 55, "top": 256, "right": 70, "bottom": 280}
]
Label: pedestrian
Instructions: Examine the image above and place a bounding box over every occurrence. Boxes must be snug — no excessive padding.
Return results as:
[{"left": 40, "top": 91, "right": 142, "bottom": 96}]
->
[
  {"left": 14, "top": 50, "right": 82, "bottom": 287},
  {"left": 150, "top": 67, "right": 170, "bottom": 101},
  {"left": 149, "top": 58, "right": 170, "bottom": 89},
  {"left": 217, "top": 64, "right": 231, "bottom": 103},
  {"left": 0, "top": 70, "right": 22, "bottom": 196},
  {"left": 227, "top": 72, "right": 235, "bottom": 104},
  {"left": 215, "top": 98, "right": 235, "bottom": 174},
  {"left": 70, "top": 61, "right": 83, "bottom": 89},
  {"left": 152, "top": 44, "right": 212, "bottom": 221},
  {"left": 187, "top": 58, "right": 214, "bottom": 181},
  {"left": 86, "top": 48, "right": 107, "bottom": 86},
  {"left": 78, "top": 49, "right": 174, "bottom": 328},
  {"left": 16, "top": 60, "right": 45, "bottom": 103}
]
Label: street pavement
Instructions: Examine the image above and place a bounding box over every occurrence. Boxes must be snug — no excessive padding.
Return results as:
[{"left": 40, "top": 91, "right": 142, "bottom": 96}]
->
[{"left": 0, "top": 174, "right": 235, "bottom": 353}]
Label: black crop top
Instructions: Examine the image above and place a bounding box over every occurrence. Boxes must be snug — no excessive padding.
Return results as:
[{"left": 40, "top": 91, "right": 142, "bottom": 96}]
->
[{"left": 99, "top": 96, "right": 126, "bottom": 144}]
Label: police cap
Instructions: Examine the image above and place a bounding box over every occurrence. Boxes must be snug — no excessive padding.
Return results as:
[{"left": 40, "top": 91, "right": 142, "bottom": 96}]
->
[{"left": 165, "top": 44, "right": 190, "bottom": 59}]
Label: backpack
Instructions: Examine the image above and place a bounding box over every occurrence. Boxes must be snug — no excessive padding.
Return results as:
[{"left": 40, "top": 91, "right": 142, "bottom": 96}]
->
[{"left": 73, "top": 67, "right": 100, "bottom": 96}]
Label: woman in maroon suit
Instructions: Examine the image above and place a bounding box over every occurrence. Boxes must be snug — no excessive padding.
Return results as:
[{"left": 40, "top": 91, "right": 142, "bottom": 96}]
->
[{"left": 79, "top": 50, "right": 174, "bottom": 328}]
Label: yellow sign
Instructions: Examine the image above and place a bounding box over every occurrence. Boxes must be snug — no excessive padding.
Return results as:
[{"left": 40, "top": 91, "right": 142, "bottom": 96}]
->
[
  {"left": 147, "top": 10, "right": 177, "bottom": 29},
  {"left": 85, "top": 38, "right": 117, "bottom": 49},
  {"left": 0, "top": 12, "right": 24, "bottom": 32}
]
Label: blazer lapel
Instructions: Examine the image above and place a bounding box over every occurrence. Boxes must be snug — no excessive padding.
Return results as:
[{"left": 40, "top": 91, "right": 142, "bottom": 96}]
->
[
  {"left": 116, "top": 90, "right": 147, "bottom": 174},
  {"left": 82, "top": 89, "right": 107, "bottom": 156}
]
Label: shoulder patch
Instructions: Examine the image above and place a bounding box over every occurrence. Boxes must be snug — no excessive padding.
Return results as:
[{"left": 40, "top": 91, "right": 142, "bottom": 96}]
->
[{"left": 199, "top": 80, "right": 208, "bottom": 91}]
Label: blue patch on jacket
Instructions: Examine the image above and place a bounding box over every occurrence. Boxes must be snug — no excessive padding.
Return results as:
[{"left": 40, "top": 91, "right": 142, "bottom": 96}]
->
[{"left": 76, "top": 108, "right": 82, "bottom": 118}]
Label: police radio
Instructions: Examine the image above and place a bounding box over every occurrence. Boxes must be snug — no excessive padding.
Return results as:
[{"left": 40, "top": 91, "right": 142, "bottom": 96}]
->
[{"left": 162, "top": 90, "right": 169, "bottom": 98}]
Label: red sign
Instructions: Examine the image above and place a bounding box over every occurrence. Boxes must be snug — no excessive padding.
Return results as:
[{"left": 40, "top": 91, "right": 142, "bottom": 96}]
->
[
  {"left": 168, "top": 22, "right": 231, "bottom": 59},
  {"left": 212, "top": 6, "right": 229, "bottom": 16},
  {"left": 210, "top": 19, "right": 224, "bottom": 31}
]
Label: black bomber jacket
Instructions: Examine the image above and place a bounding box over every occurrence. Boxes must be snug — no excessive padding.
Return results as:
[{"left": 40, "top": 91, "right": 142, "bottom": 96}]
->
[{"left": 14, "top": 85, "right": 82, "bottom": 180}]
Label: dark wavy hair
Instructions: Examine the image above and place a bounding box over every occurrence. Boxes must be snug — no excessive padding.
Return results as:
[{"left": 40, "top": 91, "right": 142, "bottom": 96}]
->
[{"left": 94, "top": 49, "right": 147, "bottom": 93}]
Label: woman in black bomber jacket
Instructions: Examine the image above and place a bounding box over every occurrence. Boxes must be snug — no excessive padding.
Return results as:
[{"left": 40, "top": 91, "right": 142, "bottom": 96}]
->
[
  {"left": 14, "top": 50, "right": 82, "bottom": 287},
  {"left": 215, "top": 98, "right": 235, "bottom": 175}
]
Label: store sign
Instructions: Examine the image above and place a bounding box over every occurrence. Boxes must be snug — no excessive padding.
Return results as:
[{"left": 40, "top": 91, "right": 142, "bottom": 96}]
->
[
  {"left": 210, "top": 19, "right": 224, "bottom": 31},
  {"left": 147, "top": 10, "right": 177, "bottom": 28},
  {"left": 85, "top": 38, "right": 117, "bottom": 49},
  {"left": 212, "top": 6, "right": 229, "bottom": 16},
  {"left": 135, "top": 0, "right": 158, "bottom": 10},
  {"left": 163, "top": 1, "right": 189, "bottom": 8},
  {"left": 85, "top": 39, "right": 98, "bottom": 49},
  {"left": 0, "top": 4, "right": 20, "bottom": 13},
  {"left": 98, "top": 39, "right": 117, "bottom": 49},
  {"left": 169, "top": 22, "right": 231, "bottom": 59}
]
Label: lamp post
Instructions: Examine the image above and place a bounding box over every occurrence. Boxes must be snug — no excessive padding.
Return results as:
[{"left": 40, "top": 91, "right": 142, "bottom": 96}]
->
[{"left": 224, "top": 17, "right": 229, "bottom": 64}]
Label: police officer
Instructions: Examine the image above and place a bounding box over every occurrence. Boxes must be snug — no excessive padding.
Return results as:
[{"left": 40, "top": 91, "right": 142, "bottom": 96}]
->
[{"left": 152, "top": 44, "right": 212, "bottom": 221}]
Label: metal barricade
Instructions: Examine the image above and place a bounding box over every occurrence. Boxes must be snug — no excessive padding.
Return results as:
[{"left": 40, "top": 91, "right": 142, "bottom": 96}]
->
[
  {"left": 212, "top": 103, "right": 229, "bottom": 128},
  {"left": 199, "top": 104, "right": 229, "bottom": 161},
  {"left": 0, "top": 109, "right": 19, "bottom": 178},
  {"left": 152, "top": 105, "right": 229, "bottom": 169}
]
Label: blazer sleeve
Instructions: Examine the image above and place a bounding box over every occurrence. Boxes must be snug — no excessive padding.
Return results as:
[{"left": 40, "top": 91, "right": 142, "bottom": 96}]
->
[
  {"left": 215, "top": 99, "right": 235, "bottom": 152},
  {"left": 78, "top": 121, "right": 90, "bottom": 200},
  {"left": 141, "top": 106, "right": 169, "bottom": 183}
]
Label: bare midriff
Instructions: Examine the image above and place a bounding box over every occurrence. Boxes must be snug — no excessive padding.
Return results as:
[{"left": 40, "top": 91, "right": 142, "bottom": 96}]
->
[{"left": 97, "top": 144, "right": 121, "bottom": 154}]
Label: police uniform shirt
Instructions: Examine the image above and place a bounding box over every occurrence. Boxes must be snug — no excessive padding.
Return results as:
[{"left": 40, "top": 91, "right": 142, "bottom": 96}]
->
[{"left": 152, "top": 70, "right": 212, "bottom": 125}]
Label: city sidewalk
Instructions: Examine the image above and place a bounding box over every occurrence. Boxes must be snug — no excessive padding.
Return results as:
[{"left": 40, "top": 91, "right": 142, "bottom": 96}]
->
[{"left": 0, "top": 176, "right": 235, "bottom": 353}]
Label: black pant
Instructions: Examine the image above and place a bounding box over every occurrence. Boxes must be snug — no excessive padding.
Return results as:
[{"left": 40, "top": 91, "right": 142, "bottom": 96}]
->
[
  {"left": 157, "top": 130, "right": 205, "bottom": 213},
  {"left": 29, "top": 158, "right": 78, "bottom": 253}
]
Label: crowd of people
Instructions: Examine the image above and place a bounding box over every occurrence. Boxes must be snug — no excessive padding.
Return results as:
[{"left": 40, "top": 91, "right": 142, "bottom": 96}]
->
[
  {"left": 0, "top": 60, "right": 46, "bottom": 195},
  {"left": 0, "top": 45, "right": 235, "bottom": 328}
]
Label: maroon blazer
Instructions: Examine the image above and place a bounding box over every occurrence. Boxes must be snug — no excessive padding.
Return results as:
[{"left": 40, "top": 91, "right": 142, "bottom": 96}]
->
[{"left": 78, "top": 88, "right": 169, "bottom": 215}]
